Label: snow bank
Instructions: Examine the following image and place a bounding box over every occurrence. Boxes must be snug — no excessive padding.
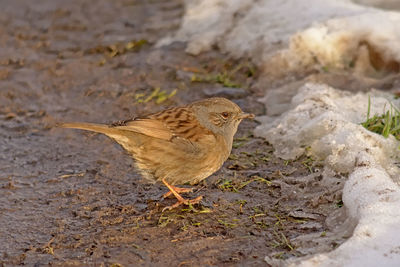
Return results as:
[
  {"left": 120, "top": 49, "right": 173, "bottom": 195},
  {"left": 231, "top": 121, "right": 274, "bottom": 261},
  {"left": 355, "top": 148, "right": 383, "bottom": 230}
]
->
[
  {"left": 257, "top": 83, "right": 400, "bottom": 266},
  {"left": 298, "top": 166, "right": 400, "bottom": 267},
  {"left": 159, "top": 0, "right": 400, "bottom": 265},
  {"left": 254, "top": 84, "right": 399, "bottom": 170},
  {"left": 159, "top": 0, "right": 369, "bottom": 56},
  {"left": 285, "top": 12, "right": 400, "bottom": 75},
  {"left": 160, "top": 0, "right": 400, "bottom": 76}
]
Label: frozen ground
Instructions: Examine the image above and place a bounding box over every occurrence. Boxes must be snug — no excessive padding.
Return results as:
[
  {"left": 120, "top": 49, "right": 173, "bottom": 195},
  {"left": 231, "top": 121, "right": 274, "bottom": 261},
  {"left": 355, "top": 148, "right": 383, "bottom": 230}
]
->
[{"left": 162, "top": 0, "right": 400, "bottom": 266}]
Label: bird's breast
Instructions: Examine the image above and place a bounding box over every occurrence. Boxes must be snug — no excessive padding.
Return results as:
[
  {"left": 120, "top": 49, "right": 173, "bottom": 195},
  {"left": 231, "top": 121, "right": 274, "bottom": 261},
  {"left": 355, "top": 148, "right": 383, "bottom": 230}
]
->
[{"left": 131, "top": 132, "right": 230, "bottom": 186}]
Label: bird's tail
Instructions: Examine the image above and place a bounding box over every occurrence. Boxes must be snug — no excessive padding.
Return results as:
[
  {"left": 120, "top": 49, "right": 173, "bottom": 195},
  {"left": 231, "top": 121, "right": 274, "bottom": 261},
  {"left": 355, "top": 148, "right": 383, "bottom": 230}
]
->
[
  {"left": 59, "top": 122, "right": 118, "bottom": 135},
  {"left": 58, "top": 122, "right": 144, "bottom": 151},
  {"left": 59, "top": 122, "right": 133, "bottom": 142}
]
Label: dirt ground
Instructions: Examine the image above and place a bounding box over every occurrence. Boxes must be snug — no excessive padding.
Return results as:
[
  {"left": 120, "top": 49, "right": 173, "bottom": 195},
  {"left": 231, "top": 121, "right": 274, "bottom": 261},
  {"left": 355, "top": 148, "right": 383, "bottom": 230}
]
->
[{"left": 0, "top": 1, "right": 347, "bottom": 266}]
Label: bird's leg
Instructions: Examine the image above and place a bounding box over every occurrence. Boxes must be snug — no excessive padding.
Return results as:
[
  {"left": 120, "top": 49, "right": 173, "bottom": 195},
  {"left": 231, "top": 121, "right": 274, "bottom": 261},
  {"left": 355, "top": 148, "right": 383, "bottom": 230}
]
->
[
  {"left": 162, "top": 178, "right": 202, "bottom": 211},
  {"left": 163, "top": 184, "right": 193, "bottom": 198}
]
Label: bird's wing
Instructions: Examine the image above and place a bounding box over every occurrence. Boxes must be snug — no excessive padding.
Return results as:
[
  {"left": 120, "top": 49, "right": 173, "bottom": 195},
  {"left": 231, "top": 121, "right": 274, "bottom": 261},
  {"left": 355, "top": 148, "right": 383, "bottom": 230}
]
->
[
  {"left": 114, "top": 119, "right": 173, "bottom": 140},
  {"left": 114, "top": 107, "right": 213, "bottom": 142}
]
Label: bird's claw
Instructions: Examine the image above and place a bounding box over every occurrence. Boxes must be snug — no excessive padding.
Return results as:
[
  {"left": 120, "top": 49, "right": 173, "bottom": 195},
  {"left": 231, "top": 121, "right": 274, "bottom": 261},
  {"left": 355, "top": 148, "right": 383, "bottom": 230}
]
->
[{"left": 162, "top": 196, "right": 203, "bottom": 212}]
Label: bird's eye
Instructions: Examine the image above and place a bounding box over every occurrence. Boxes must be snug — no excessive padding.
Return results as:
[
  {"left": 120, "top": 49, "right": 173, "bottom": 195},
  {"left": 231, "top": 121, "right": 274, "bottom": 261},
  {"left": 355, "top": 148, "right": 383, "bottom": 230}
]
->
[{"left": 221, "top": 112, "right": 230, "bottom": 119}]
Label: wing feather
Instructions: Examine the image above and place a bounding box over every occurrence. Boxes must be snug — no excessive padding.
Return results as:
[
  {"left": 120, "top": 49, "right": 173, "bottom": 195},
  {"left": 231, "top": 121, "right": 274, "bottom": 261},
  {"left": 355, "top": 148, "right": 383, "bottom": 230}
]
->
[
  {"left": 113, "top": 107, "right": 214, "bottom": 142},
  {"left": 115, "top": 119, "right": 173, "bottom": 140}
]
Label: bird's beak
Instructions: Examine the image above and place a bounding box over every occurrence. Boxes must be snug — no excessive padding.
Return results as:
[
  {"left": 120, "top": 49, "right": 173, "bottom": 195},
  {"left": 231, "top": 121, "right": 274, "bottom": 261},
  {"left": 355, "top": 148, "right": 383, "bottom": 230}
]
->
[{"left": 237, "top": 112, "right": 255, "bottom": 120}]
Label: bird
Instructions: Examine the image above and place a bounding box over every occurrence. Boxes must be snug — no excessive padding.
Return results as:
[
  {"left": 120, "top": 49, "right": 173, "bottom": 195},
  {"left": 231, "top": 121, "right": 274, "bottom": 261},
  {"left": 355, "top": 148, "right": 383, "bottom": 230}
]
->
[{"left": 60, "top": 97, "right": 254, "bottom": 210}]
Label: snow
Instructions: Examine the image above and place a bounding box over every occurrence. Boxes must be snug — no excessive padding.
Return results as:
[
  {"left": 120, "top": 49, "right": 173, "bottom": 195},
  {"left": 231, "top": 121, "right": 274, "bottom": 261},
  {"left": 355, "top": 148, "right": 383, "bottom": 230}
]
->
[
  {"left": 258, "top": 84, "right": 400, "bottom": 266},
  {"left": 285, "top": 164, "right": 400, "bottom": 267},
  {"left": 159, "top": 0, "right": 400, "bottom": 265},
  {"left": 159, "top": 0, "right": 372, "bottom": 57},
  {"left": 285, "top": 12, "right": 400, "bottom": 74},
  {"left": 160, "top": 0, "right": 400, "bottom": 75}
]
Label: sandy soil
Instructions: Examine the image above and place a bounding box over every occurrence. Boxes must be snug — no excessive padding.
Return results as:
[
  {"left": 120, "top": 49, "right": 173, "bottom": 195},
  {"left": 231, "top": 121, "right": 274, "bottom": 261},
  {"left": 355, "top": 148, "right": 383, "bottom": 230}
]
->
[{"left": 0, "top": 1, "right": 347, "bottom": 266}]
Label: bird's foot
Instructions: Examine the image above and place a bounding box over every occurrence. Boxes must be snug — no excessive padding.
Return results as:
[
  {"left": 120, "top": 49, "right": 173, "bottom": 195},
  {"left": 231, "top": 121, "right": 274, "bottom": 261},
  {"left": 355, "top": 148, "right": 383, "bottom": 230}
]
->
[
  {"left": 163, "top": 186, "right": 194, "bottom": 199},
  {"left": 161, "top": 178, "right": 202, "bottom": 211},
  {"left": 162, "top": 196, "right": 203, "bottom": 211}
]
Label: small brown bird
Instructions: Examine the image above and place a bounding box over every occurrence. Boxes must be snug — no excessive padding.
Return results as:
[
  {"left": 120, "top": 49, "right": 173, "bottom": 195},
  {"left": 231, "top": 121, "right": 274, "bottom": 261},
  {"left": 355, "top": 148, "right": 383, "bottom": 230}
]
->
[{"left": 60, "top": 97, "right": 254, "bottom": 210}]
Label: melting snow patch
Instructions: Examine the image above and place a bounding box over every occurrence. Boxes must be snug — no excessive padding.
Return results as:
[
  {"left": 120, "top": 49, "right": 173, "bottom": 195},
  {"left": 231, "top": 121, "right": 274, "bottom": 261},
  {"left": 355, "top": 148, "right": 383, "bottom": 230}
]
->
[
  {"left": 159, "top": 0, "right": 369, "bottom": 56},
  {"left": 281, "top": 164, "right": 400, "bottom": 267},
  {"left": 254, "top": 84, "right": 399, "bottom": 168},
  {"left": 285, "top": 12, "right": 400, "bottom": 74},
  {"left": 257, "top": 83, "right": 400, "bottom": 266},
  {"left": 160, "top": 0, "right": 400, "bottom": 76}
]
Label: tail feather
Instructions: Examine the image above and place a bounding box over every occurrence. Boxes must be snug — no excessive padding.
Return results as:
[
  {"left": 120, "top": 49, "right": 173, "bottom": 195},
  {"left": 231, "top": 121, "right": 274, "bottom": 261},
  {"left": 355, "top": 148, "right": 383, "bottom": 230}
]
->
[
  {"left": 59, "top": 122, "right": 116, "bottom": 135},
  {"left": 59, "top": 122, "right": 145, "bottom": 151}
]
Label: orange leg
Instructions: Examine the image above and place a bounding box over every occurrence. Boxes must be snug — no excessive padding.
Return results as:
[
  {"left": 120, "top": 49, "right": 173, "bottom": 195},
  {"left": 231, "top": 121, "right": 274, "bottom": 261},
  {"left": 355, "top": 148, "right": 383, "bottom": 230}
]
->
[
  {"left": 163, "top": 185, "right": 193, "bottom": 198},
  {"left": 162, "top": 178, "right": 202, "bottom": 211}
]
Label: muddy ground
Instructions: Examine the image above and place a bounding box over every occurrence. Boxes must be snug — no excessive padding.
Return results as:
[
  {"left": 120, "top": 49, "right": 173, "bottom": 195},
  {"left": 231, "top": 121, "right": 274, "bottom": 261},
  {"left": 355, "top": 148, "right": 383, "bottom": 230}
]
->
[{"left": 0, "top": 1, "right": 347, "bottom": 266}]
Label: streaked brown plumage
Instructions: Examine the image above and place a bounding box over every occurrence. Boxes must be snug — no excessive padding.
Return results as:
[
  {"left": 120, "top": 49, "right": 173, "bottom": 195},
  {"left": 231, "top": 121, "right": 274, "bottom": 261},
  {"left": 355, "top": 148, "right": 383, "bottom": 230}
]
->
[{"left": 60, "top": 97, "right": 254, "bottom": 209}]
